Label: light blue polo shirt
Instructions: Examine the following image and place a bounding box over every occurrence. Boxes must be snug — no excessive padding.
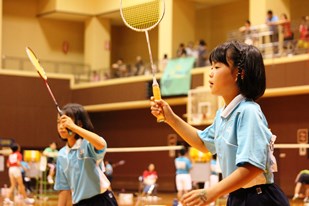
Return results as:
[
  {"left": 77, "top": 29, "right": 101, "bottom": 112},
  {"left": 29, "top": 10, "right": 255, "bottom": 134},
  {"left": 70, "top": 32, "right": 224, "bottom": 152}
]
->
[
  {"left": 54, "top": 138, "right": 109, "bottom": 204},
  {"left": 175, "top": 156, "right": 192, "bottom": 175},
  {"left": 197, "top": 95, "right": 275, "bottom": 184}
]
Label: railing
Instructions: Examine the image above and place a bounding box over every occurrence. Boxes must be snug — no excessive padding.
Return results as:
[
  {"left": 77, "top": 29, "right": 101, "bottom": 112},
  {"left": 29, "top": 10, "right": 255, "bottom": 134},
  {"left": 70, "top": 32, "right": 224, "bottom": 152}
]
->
[
  {"left": 227, "top": 23, "right": 308, "bottom": 59},
  {"left": 1, "top": 55, "right": 93, "bottom": 83},
  {"left": 1, "top": 55, "right": 156, "bottom": 84}
]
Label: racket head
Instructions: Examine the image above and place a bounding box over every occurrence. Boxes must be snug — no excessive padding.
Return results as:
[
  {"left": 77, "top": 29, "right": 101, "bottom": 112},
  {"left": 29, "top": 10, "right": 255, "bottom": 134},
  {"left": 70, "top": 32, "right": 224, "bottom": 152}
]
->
[
  {"left": 25, "top": 47, "right": 48, "bottom": 80},
  {"left": 120, "top": 0, "right": 165, "bottom": 32}
]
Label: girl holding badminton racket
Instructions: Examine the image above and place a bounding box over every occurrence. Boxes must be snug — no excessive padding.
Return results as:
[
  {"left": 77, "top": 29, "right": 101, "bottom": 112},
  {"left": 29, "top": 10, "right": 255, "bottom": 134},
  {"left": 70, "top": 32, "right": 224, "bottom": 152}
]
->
[
  {"left": 150, "top": 41, "right": 289, "bottom": 206},
  {"left": 54, "top": 103, "right": 118, "bottom": 206}
]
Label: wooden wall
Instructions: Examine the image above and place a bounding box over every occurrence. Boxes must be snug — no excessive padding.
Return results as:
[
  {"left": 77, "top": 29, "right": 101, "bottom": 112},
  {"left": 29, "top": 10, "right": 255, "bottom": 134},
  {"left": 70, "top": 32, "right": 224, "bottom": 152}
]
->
[
  {"left": 0, "top": 73, "right": 71, "bottom": 185},
  {"left": 0, "top": 55, "right": 308, "bottom": 196}
]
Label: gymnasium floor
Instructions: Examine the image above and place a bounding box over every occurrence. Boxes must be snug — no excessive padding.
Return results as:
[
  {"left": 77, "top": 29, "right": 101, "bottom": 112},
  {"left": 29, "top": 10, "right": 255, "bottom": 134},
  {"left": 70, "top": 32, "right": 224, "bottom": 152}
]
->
[{"left": 0, "top": 191, "right": 307, "bottom": 206}]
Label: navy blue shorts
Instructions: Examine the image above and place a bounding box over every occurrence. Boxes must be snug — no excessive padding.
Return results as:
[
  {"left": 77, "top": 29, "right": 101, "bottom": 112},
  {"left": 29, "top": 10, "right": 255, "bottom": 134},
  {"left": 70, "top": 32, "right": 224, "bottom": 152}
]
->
[
  {"left": 227, "top": 184, "right": 290, "bottom": 206},
  {"left": 73, "top": 190, "right": 118, "bottom": 206},
  {"left": 297, "top": 173, "right": 309, "bottom": 184}
]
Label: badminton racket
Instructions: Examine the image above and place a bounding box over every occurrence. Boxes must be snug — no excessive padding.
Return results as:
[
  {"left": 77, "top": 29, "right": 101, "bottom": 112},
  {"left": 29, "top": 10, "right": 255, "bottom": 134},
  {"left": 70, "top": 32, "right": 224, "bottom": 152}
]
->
[
  {"left": 25, "top": 47, "right": 72, "bottom": 134},
  {"left": 120, "top": 0, "right": 165, "bottom": 122}
]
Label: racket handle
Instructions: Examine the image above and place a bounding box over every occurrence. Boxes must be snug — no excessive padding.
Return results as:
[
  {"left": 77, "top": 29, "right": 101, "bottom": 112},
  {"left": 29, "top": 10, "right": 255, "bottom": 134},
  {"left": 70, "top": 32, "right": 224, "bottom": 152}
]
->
[
  {"left": 58, "top": 108, "right": 72, "bottom": 135},
  {"left": 152, "top": 84, "right": 165, "bottom": 123}
]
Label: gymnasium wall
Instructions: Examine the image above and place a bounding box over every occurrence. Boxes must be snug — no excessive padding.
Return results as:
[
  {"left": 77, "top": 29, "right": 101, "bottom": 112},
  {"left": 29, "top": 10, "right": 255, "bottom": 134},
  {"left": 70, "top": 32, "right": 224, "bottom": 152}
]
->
[
  {"left": 0, "top": 72, "right": 71, "bottom": 186},
  {"left": 2, "top": 0, "right": 84, "bottom": 64},
  {"left": 110, "top": 27, "right": 159, "bottom": 67},
  {"left": 0, "top": 56, "right": 308, "bottom": 195},
  {"left": 195, "top": 0, "right": 249, "bottom": 50}
]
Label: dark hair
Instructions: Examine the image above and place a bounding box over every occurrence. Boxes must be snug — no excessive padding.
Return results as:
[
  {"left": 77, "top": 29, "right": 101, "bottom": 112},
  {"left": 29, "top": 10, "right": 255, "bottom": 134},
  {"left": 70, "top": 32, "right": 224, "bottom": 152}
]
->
[
  {"left": 267, "top": 10, "right": 273, "bottom": 15},
  {"left": 62, "top": 103, "right": 94, "bottom": 140},
  {"left": 199, "top": 39, "right": 206, "bottom": 46},
  {"left": 209, "top": 41, "right": 266, "bottom": 100},
  {"left": 179, "top": 148, "right": 186, "bottom": 156},
  {"left": 245, "top": 20, "right": 251, "bottom": 25},
  {"left": 281, "top": 13, "right": 288, "bottom": 19},
  {"left": 10, "top": 143, "right": 19, "bottom": 152}
]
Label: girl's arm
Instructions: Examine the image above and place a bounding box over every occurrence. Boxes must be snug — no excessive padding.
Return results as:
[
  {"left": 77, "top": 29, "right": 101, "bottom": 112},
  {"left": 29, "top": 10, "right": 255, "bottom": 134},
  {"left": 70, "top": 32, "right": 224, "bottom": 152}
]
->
[
  {"left": 58, "top": 190, "right": 72, "bottom": 206},
  {"left": 71, "top": 125, "right": 106, "bottom": 151},
  {"left": 60, "top": 115, "right": 106, "bottom": 151},
  {"left": 150, "top": 98, "right": 208, "bottom": 153},
  {"left": 181, "top": 164, "right": 263, "bottom": 205}
]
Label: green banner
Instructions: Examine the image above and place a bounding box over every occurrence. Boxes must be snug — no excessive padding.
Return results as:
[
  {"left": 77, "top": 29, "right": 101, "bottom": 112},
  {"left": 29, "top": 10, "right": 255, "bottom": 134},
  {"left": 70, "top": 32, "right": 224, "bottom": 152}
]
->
[{"left": 161, "top": 57, "right": 195, "bottom": 96}]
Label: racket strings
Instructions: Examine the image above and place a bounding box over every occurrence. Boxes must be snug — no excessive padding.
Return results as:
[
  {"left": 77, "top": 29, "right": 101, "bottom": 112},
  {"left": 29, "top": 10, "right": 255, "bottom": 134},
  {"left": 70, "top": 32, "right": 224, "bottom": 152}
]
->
[
  {"left": 121, "top": 0, "right": 162, "bottom": 30},
  {"left": 26, "top": 48, "right": 47, "bottom": 80}
]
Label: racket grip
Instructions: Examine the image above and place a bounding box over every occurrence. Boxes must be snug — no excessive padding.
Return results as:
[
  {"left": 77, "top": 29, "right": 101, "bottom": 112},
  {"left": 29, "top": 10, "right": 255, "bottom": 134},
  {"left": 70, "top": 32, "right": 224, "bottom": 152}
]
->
[
  {"left": 58, "top": 108, "right": 72, "bottom": 135},
  {"left": 152, "top": 84, "right": 165, "bottom": 123}
]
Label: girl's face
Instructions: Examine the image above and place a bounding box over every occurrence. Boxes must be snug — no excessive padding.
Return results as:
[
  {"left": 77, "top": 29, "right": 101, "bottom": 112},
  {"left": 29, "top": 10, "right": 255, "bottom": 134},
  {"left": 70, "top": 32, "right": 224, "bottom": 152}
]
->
[
  {"left": 57, "top": 115, "right": 74, "bottom": 140},
  {"left": 209, "top": 61, "right": 239, "bottom": 103},
  {"left": 148, "top": 164, "right": 155, "bottom": 171}
]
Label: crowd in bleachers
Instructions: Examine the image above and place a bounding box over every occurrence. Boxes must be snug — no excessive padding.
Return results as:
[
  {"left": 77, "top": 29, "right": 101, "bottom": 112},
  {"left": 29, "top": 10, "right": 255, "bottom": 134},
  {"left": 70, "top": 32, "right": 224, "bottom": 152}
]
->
[
  {"left": 90, "top": 39, "right": 211, "bottom": 82},
  {"left": 236, "top": 11, "right": 309, "bottom": 58},
  {"left": 90, "top": 10, "right": 308, "bottom": 83}
]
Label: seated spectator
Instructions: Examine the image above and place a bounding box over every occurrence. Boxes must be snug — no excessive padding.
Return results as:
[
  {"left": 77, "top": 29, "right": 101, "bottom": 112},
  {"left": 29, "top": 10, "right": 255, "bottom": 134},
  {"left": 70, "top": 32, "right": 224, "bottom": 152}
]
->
[
  {"left": 141, "top": 163, "right": 158, "bottom": 196},
  {"left": 112, "top": 58, "right": 128, "bottom": 78},
  {"left": 134, "top": 55, "right": 145, "bottom": 76},
  {"left": 293, "top": 169, "right": 309, "bottom": 203},
  {"left": 43, "top": 142, "right": 58, "bottom": 184},
  {"left": 91, "top": 70, "right": 101, "bottom": 82}
]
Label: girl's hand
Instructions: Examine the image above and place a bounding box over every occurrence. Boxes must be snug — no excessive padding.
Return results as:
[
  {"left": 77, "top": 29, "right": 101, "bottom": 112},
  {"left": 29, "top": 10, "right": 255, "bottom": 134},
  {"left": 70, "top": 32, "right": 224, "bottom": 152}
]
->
[
  {"left": 150, "top": 97, "right": 174, "bottom": 124},
  {"left": 181, "top": 189, "right": 216, "bottom": 206},
  {"left": 59, "top": 115, "right": 76, "bottom": 131}
]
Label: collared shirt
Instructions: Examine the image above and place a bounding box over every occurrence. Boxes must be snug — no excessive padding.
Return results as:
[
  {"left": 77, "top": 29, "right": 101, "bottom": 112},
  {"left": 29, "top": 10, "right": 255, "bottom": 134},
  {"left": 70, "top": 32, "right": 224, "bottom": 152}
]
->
[
  {"left": 175, "top": 156, "right": 192, "bottom": 175},
  {"left": 54, "top": 138, "right": 109, "bottom": 204},
  {"left": 266, "top": 15, "right": 279, "bottom": 33},
  {"left": 197, "top": 94, "right": 275, "bottom": 186}
]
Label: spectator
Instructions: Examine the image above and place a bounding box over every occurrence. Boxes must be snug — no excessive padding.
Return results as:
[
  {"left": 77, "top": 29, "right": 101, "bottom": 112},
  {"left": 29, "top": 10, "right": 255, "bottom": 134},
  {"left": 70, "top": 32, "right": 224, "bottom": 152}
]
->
[
  {"left": 292, "top": 169, "right": 309, "bottom": 203},
  {"left": 239, "top": 20, "right": 256, "bottom": 45},
  {"left": 297, "top": 16, "right": 309, "bottom": 52},
  {"left": 134, "top": 56, "right": 145, "bottom": 76},
  {"left": 91, "top": 70, "right": 101, "bottom": 82},
  {"left": 265, "top": 10, "right": 279, "bottom": 55},
  {"left": 142, "top": 163, "right": 158, "bottom": 196},
  {"left": 276, "top": 13, "right": 294, "bottom": 55},
  {"left": 112, "top": 58, "right": 127, "bottom": 78},
  {"left": 196, "top": 39, "right": 209, "bottom": 67},
  {"left": 176, "top": 43, "right": 187, "bottom": 58},
  {"left": 186, "top": 41, "right": 198, "bottom": 66},
  {"left": 43, "top": 141, "right": 58, "bottom": 184},
  {"left": 159, "top": 54, "right": 168, "bottom": 73}
]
